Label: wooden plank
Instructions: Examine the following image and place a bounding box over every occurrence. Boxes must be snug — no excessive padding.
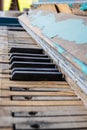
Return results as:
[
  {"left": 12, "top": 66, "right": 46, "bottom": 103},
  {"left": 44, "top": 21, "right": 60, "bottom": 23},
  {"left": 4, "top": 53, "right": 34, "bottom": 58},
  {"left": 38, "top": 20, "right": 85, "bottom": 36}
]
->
[
  {"left": 11, "top": 110, "right": 87, "bottom": 117},
  {"left": 3, "top": 95, "right": 78, "bottom": 101},
  {"left": 5, "top": 87, "right": 72, "bottom": 92},
  {"left": 10, "top": 41, "right": 35, "bottom": 44},
  {"left": 1, "top": 84, "right": 70, "bottom": 89},
  {"left": 1, "top": 90, "right": 76, "bottom": 96},
  {"left": 15, "top": 122, "right": 87, "bottom": 129},
  {"left": 13, "top": 37, "right": 34, "bottom": 41},
  {"left": 9, "top": 45, "right": 39, "bottom": 49},
  {"left": 38, "top": 4, "right": 57, "bottom": 12},
  {"left": 56, "top": 4, "right": 72, "bottom": 13},
  {"left": 8, "top": 31, "right": 29, "bottom": 37},
  {"left": 1, "top": 80, "right": 68, "bottom": 85},
  {"left": 1, "top": 116, "right": 87, "bottom": 127},
  {"left": 0, "top": 74, "right": 10, "bottom": 79},
  {"left": 1, "top": 106, "right": 87, "bottom": 113},
  {"left": 1, "top": 85, "right": 70, "bottom": 90},
  {"left": 13, "top": 40, "right": 35, "bottom": 44},
  {"left": 0, "top": 99, "right": 83, "bottom": 106},
  {"left": 1, "top": 107, "right": 87, "bottom": 127},
  {"left": 1, "top": 106, "right": 87, "bottom": 111},
  {"left": 1, "top": 81, "right": 69, "bottom": 89},
  {"left": 8, "top": 43, "right": 38, "bottom": 46}
]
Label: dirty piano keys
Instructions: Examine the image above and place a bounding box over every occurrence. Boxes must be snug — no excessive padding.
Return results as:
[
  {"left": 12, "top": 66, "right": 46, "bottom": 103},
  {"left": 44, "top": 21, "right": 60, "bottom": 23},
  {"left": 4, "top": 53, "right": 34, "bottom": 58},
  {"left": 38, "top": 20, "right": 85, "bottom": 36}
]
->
[{"left": 0, "top": 18, "right": 87, "bottom": 130}]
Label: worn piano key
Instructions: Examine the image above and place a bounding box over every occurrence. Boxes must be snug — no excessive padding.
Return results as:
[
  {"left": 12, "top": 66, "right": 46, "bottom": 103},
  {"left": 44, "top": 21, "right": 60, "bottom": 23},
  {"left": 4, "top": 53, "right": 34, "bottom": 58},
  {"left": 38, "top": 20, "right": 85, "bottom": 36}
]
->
[
  {"left": 9, "top": 56, "right": 51, "bottom": 64},
  {"left": 10, "top": 61, "right": 56, "bottom": 69},
  {"left": 10, "top": 95, "right": 79, "bottom": 101},
  {"left": 11, "top": 71, "right": 64, "bottom": 81},
  {"left": 9, "top": 53, "right": 48, "bottom": 59},
  {"left": 9, "top": 47, "right": 43, "bottom": 54},
  {"left": 1, "top": 15, "right": 87, "bottom": 130},
  {"left": 14, "top": 121, "right": 87, "bottom": 130},
  {"left": 11, "top": 68, "right": 59, "bottom": 73}
]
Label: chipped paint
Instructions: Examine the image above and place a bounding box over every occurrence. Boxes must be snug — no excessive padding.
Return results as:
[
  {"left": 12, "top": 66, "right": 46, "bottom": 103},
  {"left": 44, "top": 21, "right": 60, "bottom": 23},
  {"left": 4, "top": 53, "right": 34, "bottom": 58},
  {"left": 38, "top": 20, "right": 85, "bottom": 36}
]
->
[
  {"left": 73, "top": 58, "right": 87, "bottom": 75},
  {"left": 29, "top": 11, "right": 87, "bottom": 76},
  {"left": 54, "top": 43, "right": 65, "bottom": 54},
  {"left": 30, "top": 11, "right": 87, "bottom": 44}
]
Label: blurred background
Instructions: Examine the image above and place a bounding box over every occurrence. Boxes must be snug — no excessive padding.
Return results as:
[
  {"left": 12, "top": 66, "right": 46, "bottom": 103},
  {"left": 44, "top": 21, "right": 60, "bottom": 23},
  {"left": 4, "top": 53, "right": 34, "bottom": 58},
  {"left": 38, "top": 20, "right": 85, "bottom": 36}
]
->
[
  {"left": 0, "top": 0, "right": 38, "bottom": 11},
  {"left": 0, "top": 0, "right": 87, "bottom": 12},
  {"left": 0, "top": 0, "right": 87, "bottom": 16}
]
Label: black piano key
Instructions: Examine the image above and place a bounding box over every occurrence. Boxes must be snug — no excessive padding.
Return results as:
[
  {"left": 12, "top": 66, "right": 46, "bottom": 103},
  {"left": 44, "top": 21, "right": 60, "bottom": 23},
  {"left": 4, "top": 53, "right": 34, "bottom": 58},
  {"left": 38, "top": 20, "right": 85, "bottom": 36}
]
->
[
  {"left": 9, "top": 47, "right": 43, "bottom": 54},
  {"left": 11, "top": 67, "right": 59, "bottom": 73},
  {"left": 11, "top": 71, "right": 65, "bottom": 81},
  {"left": 9, "top": 56, "right": 51, "bottom": 64},
  {"left": 10, "top": 61, "right": 56, "bottom": 69},
  {"left": 9, "top": 53, "right": 48, "bottom": 59}
]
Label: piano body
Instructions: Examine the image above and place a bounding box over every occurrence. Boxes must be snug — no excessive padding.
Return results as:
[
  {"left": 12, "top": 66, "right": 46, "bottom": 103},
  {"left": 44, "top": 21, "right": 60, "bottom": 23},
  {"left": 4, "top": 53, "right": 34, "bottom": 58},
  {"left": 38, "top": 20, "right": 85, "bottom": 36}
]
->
[{"left": 0, "top": 8, "right": 87, "bottom": 130}]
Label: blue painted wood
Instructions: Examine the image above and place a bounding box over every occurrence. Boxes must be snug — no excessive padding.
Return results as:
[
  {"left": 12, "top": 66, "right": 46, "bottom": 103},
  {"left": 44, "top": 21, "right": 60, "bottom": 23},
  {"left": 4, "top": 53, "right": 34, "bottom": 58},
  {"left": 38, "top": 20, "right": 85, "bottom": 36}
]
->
[
  {"left": 73, "top": 58, "right": 87, "bottom": 75},
  {"left": 0, "top": 17, "right": 21, "bottom": 27},
  {"left": 31, "top": 11, "right": 87, "bottom": 44},
  {"left": 29, "top": 11, "right": 87, "bottom": 76},
  {"left": 33, "top": 0, "right": 87, "bottom": 4},
  {"left": 54, "top": 43, "right": 65, "bottom": 54}
]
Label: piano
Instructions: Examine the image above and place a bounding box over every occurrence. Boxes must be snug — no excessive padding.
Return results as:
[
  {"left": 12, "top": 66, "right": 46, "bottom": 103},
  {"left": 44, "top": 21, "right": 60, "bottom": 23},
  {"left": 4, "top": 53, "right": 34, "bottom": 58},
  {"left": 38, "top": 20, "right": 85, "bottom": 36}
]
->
[{"left": 0, "top": 13, "right": 87, "bottom": 130}]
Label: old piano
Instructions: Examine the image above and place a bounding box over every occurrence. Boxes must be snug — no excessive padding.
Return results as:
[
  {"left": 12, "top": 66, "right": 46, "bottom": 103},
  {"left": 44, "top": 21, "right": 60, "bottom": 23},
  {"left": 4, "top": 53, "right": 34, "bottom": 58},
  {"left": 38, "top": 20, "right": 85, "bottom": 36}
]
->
[{"left": 0, "top": 10, "right": 87, "bottom": 130}]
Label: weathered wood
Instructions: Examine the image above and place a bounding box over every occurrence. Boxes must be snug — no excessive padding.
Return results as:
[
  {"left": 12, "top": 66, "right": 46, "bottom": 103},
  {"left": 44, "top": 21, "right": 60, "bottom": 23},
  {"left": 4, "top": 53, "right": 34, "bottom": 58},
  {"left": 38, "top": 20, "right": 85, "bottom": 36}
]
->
[
  {"left": 1, "top": 106, "right": 87, "bottom": 111},
  {"left": 0, "top": 18, "right": 87, "bottom": 130},
  {"left": 1, "top": 90, "right": 76, "bottom": 96},
  {"left": 11, "top": 110, "right": 87, "bottom": 117},
  {"left": 18, "top": 13, "right": 87, "bottom": 94},
  {"left": 1, "top": 84, "right": 70, "bottom": 90},
  {"left": 15, "top": 122, "right": 87, "bottom": 129},
  {"left": 1, "top": 116, "right": 87, "bottom": 126},
  {"left": 0, "top": 99, "right": 83, "bottom": 106},
  {"left": 9, "top": 87, "right": 72, "bottom": 92},
  {"left": 1, "top": 105, "right": 87, "bottom": 115},
  {"left": 1, "top": 80, "right": 69, "bottom": 89},
  {"left": 56, "top": 4, "right": 72, "bottom": 13},
  {"left": 38, "top": 4, "right": 57, "bottom": 12}
]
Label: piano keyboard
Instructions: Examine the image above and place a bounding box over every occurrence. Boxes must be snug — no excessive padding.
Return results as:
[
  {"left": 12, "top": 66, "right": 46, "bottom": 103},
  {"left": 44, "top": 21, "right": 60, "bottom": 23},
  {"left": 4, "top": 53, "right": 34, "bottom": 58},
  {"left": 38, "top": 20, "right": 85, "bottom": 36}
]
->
[{"left": 0, "top": 20, "right": 87, "bottom": 130}]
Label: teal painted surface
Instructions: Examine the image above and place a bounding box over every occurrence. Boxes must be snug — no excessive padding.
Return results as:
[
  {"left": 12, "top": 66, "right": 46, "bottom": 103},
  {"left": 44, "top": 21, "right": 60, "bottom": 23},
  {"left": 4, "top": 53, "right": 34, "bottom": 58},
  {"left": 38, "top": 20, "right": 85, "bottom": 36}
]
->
[
  {"left": 54, "top": 43, "right": 87, "bottom": 75},
  {"left": 0, "top": 17, "right": 18, "bottom": 24},
  {"left": 31, "top": 12, "right": 87, "bottom": 44},
  {"left": 68, "top": 4, "right": 73, "bottom": 7},
  {"left": 80, "top": 4, "right": 87, "bottom": 11},
  {"left": 30, "top": 11, "right": 87, "bottom": 75},
  {"left": 0, "top": 17, "right": 21, "bottom": 27},
  {"left": 73, "top": 58, "right": 87, "bottom": 75},
  {"left": 31, "top": 11, "right": 55, "bottom": 30},
  {"left": 54, "top": 43, "right": 65, "bottom": 54},
  {"left": 34, "top": 0, "right": 87, "bottom": 4}
]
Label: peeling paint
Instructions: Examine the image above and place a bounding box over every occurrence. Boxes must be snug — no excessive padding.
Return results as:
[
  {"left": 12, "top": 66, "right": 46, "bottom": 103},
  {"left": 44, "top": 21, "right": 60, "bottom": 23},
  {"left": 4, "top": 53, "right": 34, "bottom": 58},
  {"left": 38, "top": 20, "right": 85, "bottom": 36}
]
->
[
  {"left": 30, "top": 12, "right": 87, "bottom": 44},
  {"left": 54, "top": 43, "right": 65, "bottom": 54}
]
